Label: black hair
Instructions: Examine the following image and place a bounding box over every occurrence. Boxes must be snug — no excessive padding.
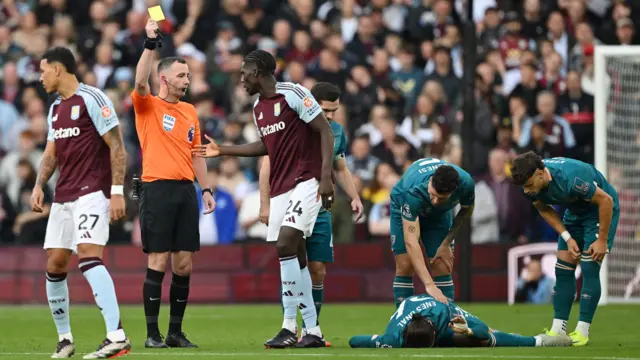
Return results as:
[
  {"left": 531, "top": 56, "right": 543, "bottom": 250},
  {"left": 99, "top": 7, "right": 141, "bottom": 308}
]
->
[
  {"left": 42, "top": 46, "right": 77, "bottom": 74},
  {"left": 311, "top": 82, "right": 341, "bottom": 103},
  {"left": 432, "top": 165, "right": 460, "bottom": 195},
  {"left": 510, "top": 151, "right": 545, "bottom": 185},
  {"left": 158, "top": 57, "right": 187, "bottom": 73},
  {"left": 244, "top": 49, "right": 276, "bottom": 76},
  {"left": 403, "top": 313, "right": 436, "bottom": 348}
]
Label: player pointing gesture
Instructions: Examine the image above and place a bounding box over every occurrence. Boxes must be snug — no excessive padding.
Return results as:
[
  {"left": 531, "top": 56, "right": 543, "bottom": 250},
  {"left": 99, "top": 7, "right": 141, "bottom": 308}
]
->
[{"left": 193, "top": 50, "right": 335, "bottom": 348}]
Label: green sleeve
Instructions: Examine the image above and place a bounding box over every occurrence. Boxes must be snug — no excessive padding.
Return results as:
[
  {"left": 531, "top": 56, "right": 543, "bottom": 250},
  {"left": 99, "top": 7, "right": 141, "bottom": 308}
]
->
[
  {"left": 460, "top": 174, "right": 475, "bottom": 207},
  {"left": 335, "top": 130, "right": 347, "bottom": 160},
  {"left": 400, "top": 193, "right": 423, "bottom": 221},
  {"left": 349, "top": 334, "right": 400, "bottom": 348}
]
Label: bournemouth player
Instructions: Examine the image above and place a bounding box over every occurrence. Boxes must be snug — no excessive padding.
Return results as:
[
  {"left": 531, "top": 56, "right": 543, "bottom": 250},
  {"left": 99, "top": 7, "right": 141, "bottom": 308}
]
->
[
  {"left": 193, "top": 50, "right": 335, "bottom": 348},
  {"left": 32, "top": 47, "right": 131, "bottom": 358},
  {"left": 511, "top": 152, "right": 619, "bottom": 346},
  {"left": 348, "top": 295, "right": 572, "bottom": 348},
  {"left": 259, "top": 82, "right": 364, "bottom": 344},
  {"left": 391, "top": 158, "right": 475, "bottom": 307}
]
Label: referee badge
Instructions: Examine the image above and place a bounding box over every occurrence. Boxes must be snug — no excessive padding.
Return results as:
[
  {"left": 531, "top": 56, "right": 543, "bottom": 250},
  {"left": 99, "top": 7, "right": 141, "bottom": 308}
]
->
[
  {"left": 274, "top": 103, "right": 281, "bottom": 116},
  {"left": 187, "top": 125, "right": 195, "bottom": 143},
  {"left": 163, "top": 114, "right": 176, "bottom": 131},
  {"left": 71, "top": 105, "right": 80, "bottom": 120}
]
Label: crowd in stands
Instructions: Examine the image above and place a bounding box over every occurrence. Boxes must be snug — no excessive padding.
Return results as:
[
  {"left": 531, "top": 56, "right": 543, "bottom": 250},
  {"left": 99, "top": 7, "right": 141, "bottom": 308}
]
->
[{"left": 0, "top": 0, "right": 637, "bottom": 247}]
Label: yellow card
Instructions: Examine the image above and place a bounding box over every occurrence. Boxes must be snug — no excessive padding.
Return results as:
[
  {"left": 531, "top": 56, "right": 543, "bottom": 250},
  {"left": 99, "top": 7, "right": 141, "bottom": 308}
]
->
[{"left": 148, "top": 6, "right": 165, "bottom": 21}]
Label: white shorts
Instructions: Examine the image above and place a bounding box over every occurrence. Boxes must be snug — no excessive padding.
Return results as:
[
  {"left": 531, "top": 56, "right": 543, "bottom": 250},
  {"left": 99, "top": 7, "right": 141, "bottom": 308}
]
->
[
  {"left": 43, "top": 191, "right": 110, "bottom": 252},
  {"left": 267, "top": 178, "right": 321, "bottom": 242}
]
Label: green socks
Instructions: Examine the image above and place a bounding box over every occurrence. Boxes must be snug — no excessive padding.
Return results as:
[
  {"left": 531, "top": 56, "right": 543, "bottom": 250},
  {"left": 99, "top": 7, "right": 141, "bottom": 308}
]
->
[
  {"left": 393, "top": 276, "right": 413, "bottom": 309},
  {"left": 312, "top": 284, "right": 323, "bottom": 320},
  {"left": 434, "top": 275, "right": 454, "bottom": 300},
  {"left": 579, "top": 259, "right": 601, "bottom": 323}
]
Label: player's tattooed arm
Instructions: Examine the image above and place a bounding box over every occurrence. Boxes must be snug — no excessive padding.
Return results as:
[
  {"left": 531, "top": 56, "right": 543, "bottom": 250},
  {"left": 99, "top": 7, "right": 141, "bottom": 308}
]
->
[
  {"left": 103, "top": 126, "right": 126, "bottom": 185},
  {"left": 443, "top": 204, "right": 474, "bottom": 246},
  {"left": 36, "top": 141, "right": 57, "bottom": 187}
]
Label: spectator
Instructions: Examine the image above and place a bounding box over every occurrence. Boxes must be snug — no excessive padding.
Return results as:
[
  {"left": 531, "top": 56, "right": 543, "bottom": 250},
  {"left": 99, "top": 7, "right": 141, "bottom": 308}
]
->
[
  {"left": 197, "top": 168, "right": 237, "bottom": 245},
  {"left": 509, "top": 61, "right": 542, "bottom": 117},
  {"left": 515, "top": 259, "right": 554, "bottom": 304},
  {"left": 557, "top": 70, "right": 594, "bottom": 164},
  {"left": 346, "top": 134, "right": 380, "bottom": 186},
  {"left": 518, "top": 91, "right": 576, "bottom": 156}
]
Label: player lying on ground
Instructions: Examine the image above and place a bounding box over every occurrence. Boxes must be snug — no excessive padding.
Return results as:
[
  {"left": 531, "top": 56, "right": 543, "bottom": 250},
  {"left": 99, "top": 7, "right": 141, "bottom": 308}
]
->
[
  {"left": 192, "top": 50, "right": 335, "bottom": 348},
  {"left": 259, "top": 82, "right": 364, "bottom": 346},
  {"left": 390, "top": 158, "right": 475, "bottom": 307},
  {"left": 34, "top": 46, "right": 131, "bottom": 359},
  {"left": 349, "top": 295, "right": 573, "bottom": 348},
  {"left": 510, "top": 152, "right": 619, "bottom": 346}
]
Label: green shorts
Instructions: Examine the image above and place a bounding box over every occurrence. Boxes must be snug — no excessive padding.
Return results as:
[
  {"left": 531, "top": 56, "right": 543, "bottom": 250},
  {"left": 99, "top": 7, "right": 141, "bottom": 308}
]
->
[
  {"left": 390, "top": 208, "right": 453, "bottom": 257},
  {"left": 307, "top": 211, "right": 333, "bottom": 263},
  {"left": 558, "top": 207, "right": 619, "bottom": 253}
]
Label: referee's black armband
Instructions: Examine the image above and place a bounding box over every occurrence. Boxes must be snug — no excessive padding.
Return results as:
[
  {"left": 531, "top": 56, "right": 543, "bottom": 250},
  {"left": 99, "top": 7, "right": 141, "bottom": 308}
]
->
[{"left": 144, "top": 37, "right": 161, "bottom": 50}]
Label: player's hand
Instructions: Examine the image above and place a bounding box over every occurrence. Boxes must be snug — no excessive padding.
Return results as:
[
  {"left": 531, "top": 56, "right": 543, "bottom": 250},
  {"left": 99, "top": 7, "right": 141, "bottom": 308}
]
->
[
  {"left": 202, "top": 191, "right": 216, "bottom": 214},
  {"left": 426, "top": 283, "right": 448, "bottom": 304},
  {"left": 351, "top": 198, "right": 364, "bottom": 222},
  {"left": 588, "top": 239, "right": 607, "bottom": 263},
  {"left": 318, "top": 177, "right": 334, "bottom": 210},
  {"left": 449, "top": 315, "right": 470, "bottom": 335},
  {"left": 259, "top": 204, "right": 269, "bottom": 225},
  {"left": 567, "top": 238, "right": 581, "bottom": 260},
  {"left": 109, "top": 195, "right": 126, "bottom": 222},
  {"left": 30, "top": 186, "right": 44, "bottom": 213},
  {"left": 145, "top": 19, "right": 159, "bottom": 39},
  {"left": 192, "top": 134, "right": 221, "bottom": 158},
  {"left": 431, "top": 244, "right": 454, "bottom": 273}
]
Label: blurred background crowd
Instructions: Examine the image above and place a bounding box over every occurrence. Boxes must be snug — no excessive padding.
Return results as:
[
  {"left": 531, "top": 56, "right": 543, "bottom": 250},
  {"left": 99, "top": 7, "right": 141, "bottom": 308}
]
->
[{"left": 0, "top": 0, "right": 638, "bottom": 248}]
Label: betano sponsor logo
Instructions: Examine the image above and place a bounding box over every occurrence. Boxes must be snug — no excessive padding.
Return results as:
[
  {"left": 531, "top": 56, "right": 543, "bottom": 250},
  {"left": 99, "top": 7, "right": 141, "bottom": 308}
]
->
[
  {"left": 260, "top": 121, "right": 285, "bottom": 137},
  {"left": 53, "top": 127, "right": 81, "bottom": 139}
]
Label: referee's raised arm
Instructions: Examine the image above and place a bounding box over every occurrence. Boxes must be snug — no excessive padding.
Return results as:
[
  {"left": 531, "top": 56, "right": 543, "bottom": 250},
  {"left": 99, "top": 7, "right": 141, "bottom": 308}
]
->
[{"left": 131, "top": 18, "right": 215, "bottom": 349}]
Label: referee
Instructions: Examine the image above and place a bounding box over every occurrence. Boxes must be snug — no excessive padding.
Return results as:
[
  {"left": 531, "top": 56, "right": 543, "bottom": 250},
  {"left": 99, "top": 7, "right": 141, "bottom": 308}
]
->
[{"left": 132, "top": 19, "right": 215, "bottom": 349}]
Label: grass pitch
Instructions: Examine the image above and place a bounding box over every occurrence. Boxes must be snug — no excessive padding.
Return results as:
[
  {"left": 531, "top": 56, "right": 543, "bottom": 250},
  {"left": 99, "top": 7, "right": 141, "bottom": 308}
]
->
[{"left": 0, "top": 303, "right": 638, "bottom": 360}]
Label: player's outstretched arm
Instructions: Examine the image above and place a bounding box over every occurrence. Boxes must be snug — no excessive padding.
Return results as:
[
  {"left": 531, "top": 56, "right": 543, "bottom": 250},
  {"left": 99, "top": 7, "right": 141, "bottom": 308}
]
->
[
  {"left": 588, "top": 187, "right": 614, "bottom": 262},
  {"left": 349, "top": 335, "right": 380, "bottom": 348},
  {"left": 403, "top": 218, "right": 447, "bottom": 303},
  {"left": 334, "top": 158, "right": 364, "bottom": 220},
  {"left": 192, "top": 135, "right": 268, "bottom": 158},
  {"left": 134, "top": 19, "right": 159, "bottom": 97}
]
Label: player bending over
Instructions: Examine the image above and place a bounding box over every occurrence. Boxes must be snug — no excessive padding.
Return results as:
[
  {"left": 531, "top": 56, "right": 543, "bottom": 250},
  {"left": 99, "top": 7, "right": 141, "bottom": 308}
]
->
[
  {"left": 259, "top": 82, "right": 364, "bottom": 346},
  {"left": 391, "top": 158, "right": 475, "bottom": 307},
  {"left": 349, "top": 294, "right": 573, "bottom": 348},
  {"left": 33, "top": 46, "right": 131, "bottom": 358},
  {"left": 193, "top": 50, "right": 335, "bottom": 348},
  {"left": 511, "top": 152, "right": 619, "bottom": 346}
]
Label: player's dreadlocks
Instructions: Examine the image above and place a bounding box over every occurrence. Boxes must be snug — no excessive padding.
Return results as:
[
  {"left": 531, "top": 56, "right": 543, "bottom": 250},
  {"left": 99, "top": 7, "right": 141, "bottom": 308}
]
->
[
  {"left": 244, "top": 50, "right": 277, "bottom": 76},
  {"left": 403, "top": 313, "right": 436, "bottom": 348},
  {"left": 432, "top": 165, "right": 460, "bottom": 195},
  {"left": 510, "top": 151, "right": 545, "bottom": 186},
  {"left": 311, "top": 82, "right": 342, "bottom": 102}
]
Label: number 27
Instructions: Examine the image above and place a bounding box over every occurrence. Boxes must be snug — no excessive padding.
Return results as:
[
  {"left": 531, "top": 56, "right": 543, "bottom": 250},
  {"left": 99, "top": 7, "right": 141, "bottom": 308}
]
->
[{"left": 78, "top": 214, "right": 99, "bottom": 230}]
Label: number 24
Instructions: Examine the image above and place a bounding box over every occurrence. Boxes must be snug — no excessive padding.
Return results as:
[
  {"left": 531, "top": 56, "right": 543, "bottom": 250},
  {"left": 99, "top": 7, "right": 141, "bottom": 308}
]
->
[
  {"left": 78, "top": 214, "right": 99, "bottom": 230},
  {"left": 285, "top": 201, "right": 303, "bottom": 216}
]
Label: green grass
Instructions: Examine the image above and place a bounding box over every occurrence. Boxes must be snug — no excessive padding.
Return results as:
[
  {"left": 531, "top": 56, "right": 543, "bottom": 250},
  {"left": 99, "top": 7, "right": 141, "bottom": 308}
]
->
[{"left": 0, "top": 303, "right": 638, "bottom": 360}]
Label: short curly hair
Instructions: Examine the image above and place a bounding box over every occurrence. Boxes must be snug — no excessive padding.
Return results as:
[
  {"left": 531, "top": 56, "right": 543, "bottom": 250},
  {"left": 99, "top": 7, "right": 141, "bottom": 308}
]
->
[
  {"left": 432, "top": 165, "right": 460, "bottom": 194},
  {"left": 244, "top": 49, "right": 276, "bottom": 76},
  {"left": 510, "top": 151, "right": 545, "bottom": 185}
]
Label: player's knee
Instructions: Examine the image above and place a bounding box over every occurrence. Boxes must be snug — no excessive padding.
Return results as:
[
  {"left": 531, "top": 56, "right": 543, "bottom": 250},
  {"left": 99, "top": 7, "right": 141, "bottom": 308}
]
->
[
  {"left": 76, "top": 243, "right": 103, "bottom": 259},
  {"left": 309, "top": 262, "right": 326, "bottom": 284},
  {"left": 148, "top": 252, "right": 170, "bottom": 271},
  {"left": 276, "top": 228, "right": 302, "bottom": 257},
  {"left": 46, "top": 250, "right": 71, "bottom": 273},
  {"left": 171, "top": 252, "right": 193, "bottom": 276},
  {"left": 395, "top": 255, "right": 414, "bottom": 276},
  {"left": 429, "top": 259, "right": 451, "bottom": 277}
]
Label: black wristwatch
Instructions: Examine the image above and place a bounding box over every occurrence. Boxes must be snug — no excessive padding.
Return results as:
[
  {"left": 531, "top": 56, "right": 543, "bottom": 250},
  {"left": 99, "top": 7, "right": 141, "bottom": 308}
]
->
[{"left": 201, "top": 188, "right": 213, "bottom": 196}]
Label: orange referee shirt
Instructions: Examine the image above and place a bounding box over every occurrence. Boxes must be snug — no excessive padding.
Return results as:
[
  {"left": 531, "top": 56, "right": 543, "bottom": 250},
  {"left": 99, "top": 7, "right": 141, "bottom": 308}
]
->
[{"left": 131, "top": 89, "right": 201, "bottom": 182}]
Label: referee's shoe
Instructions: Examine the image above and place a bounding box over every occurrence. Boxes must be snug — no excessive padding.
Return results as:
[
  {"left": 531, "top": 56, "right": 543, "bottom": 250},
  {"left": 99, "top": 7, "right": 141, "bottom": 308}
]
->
[{"left": 145, "top": 332, "right": 197, "bottom": 348}]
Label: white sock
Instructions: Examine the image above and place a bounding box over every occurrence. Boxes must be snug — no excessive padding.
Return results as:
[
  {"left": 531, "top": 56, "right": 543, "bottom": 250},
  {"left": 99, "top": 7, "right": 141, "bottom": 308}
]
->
[
  {"left": 551, "top": 319, "right": 567, "bottom": 335},
  {"left": 282, "top": 318, "right": 297, "bottom": 334},
  {"left": 299, "top": 267, "right": 318, "bottom": 330},
  {"left": 306, "top": 325, "right": 323, "bottom": 338},
  {"left": 46, "top": 273, "right": 72, "bottom": 340},
  {"left": 107, "top": 329, "right": 126, "bottom": 342},
  {"left": 534, "top": 335, "right": 541, "bottom": 346},
  {"left": 575, "top": 321, "right": 590, "bottom": 338},
  {"left": 279, "top": 256, "right": 301, "bottom": 333}
]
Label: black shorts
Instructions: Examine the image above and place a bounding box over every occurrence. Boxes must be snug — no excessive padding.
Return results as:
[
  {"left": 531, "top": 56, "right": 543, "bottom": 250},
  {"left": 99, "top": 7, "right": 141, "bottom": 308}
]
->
[{"left": 139, "top": 180, "right": 200, "bottom": 253}]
